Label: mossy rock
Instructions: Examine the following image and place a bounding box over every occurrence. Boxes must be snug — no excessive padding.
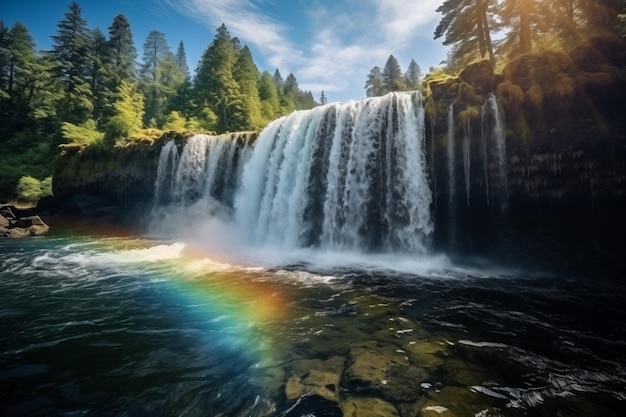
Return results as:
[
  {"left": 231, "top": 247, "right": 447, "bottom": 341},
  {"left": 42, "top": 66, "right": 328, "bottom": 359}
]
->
[
  {"left": 340, "top": 395, "right": 400, "bottom": 417},
  {"left": 459, "top": 60, "right": 495, "bottom": 95}
]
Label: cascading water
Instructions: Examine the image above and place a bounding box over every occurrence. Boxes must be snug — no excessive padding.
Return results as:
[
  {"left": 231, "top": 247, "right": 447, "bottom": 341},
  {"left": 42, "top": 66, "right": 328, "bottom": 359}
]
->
[
  {"left": 446, "top": 104, "right": 457, "bottom": 246},
  {"left": 485, "top": 93, "right": 508, "bottom": 209},
  {"left": 462, "top": 120, "right": 471, "bottom": 206},
  {"left": 150, "top": 133, "right": 254, "bottom": 235},
  {"left": 235, "top": 92, "right": 433, "bottom": 253},
  {"left": 480, "top": 104, "right": 490, "bottom": 204}
]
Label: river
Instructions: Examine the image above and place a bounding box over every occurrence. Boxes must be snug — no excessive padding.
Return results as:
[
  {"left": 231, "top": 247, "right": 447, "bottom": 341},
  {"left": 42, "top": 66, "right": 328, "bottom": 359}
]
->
[{"left": 1, "top": 232, "right": 625, "bottom": 416}]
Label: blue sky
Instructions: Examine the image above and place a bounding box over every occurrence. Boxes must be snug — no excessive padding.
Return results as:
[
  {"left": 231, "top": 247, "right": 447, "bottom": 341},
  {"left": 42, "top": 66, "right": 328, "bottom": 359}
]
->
[{"left": 2, "top": 0, "right": 448, "bottom": 103}]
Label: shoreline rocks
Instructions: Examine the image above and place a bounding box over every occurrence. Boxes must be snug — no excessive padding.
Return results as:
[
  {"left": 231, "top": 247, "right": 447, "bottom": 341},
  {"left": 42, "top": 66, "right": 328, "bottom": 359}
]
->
[{"left": 0, "top": 205, "right": 50, "bottom": 238}]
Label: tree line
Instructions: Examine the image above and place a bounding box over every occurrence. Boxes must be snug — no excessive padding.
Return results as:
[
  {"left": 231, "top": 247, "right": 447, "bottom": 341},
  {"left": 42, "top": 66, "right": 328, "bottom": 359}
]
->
[
  {"left": 364, "top": 1, "right": 626, "bottom": 95},
  {"left": 364, "top": 56, "right": 422, "bottom": 97},
  {"left": 0, "top": 2, "right": 318, "bottom": 199},
  {"left": 434, "top": 0, "right": 626, "bottom": 70}
]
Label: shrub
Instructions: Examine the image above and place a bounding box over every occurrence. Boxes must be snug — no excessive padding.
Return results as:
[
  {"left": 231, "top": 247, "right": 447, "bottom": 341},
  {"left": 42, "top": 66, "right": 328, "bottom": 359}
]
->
[{"left": 16, "top": 176, "right": 42, "bottom": 203}]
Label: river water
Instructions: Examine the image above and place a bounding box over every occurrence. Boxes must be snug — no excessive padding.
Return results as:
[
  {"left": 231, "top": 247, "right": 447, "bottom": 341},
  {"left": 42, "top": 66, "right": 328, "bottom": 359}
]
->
[{"left": 1, "top": 231, "right": 625, "bottom": 416}]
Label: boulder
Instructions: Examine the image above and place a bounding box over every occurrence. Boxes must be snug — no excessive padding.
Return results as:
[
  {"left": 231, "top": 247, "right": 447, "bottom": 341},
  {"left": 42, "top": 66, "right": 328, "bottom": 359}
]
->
[
  {"left": 0, "top": 206, "right": 50, "bottom": 238},
  {"left": 2, "top": 227, "right": 30, "bottom": 238},
  {"left": 459, "top": 60, "right": 494, "bottom": 95}
]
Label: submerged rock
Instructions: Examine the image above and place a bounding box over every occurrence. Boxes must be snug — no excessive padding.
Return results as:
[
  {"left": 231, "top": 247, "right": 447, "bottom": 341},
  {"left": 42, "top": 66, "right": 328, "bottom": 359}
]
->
[
  {"left": 285, "top": 356, "right": 344, "bottom": 403},
  {"left": 342, "top": 341, "right": 429, "bottom": 403},
  {"left": 340, "top": 395, "right": 400, "bottom": 417}
]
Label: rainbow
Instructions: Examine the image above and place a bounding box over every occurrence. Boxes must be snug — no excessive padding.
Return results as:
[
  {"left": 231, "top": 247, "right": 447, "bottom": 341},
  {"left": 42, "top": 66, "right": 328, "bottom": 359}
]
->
[{"left": 52, "top": 228, "right": 291, "bottom": 366}]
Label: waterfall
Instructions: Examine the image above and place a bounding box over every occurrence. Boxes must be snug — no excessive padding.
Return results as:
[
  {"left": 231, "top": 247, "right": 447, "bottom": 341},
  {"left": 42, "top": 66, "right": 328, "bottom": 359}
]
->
[
  {"left": 487, "top": 94, "right": 508, "bottom": 209},
  {"left": 153, "top": 133, "right": 254, "bottom": 207},
  {"left": 235, "top": 92, "right": 433, "bottom": 253},
  {"left": 447, "top": 105, "right": 456, "bottom": 205},
  {"left": 462, "top": 120, "right": 471, "bottom": 206},
  {"left": 153, "top": 139, "right": 179, "bottom": 206},
  {"left": 150, "top": 133, "right": 254, "bottom": 235},
  {"left": 446, "top": 104, "right": 456, "bottom": 246},
  {"left": 480, "top": 103, "right": 490, "bottom": 204}
]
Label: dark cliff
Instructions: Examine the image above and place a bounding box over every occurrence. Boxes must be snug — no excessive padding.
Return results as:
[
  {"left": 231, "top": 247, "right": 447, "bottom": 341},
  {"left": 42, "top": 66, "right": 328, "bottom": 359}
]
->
[{"left": 426, "top": 35, "right": 626, "bottom": 276}]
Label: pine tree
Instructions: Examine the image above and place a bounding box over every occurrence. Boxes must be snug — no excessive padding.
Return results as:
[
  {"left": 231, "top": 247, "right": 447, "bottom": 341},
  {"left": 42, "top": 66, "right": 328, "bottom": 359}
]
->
[
  {"left": 49, "top": 1, "right": 93, "bottom": 124},
  {"left": 365, "top": 66, "right": 384, "bottom": 97},
  {"left": 382, "top": 55, "right": 405, "bottom": 92},
  {"left": 404, "top": 59, "right": 422, "bottom": 90},
  {"left": 194, "top": 24, "right": 244, "bottom": 132},
  {"left": 272, "top": 68, "right": 284, "bottom": 90},
  {"left": 319, "top": 90, "right": 327, "bottom": 105},
  {"left": 0, "top": 22, "right": 41, "bottom": 128},
  {"left": 105, "top": 79, "right": 144, "bottom": 142},
  {"left": 498, "top": 0, "right": 563, "bottom": 57},
  {"left": 233, "top": 45, "right": 263, "bottom": 129},
  {"left": 140, "top": 30, "right": 170, "bottom": 82},
  {"left": 107, "top": 14, "right": 136, "bottom": 86},
  {"left": 139, "top": 30, "right": 172, "bottom": 126},
  {"left": 88, "top": 28, "right": 113, "bottom": 125},
  {"left": 434, "top": 0, "right": 496, "bottom": 67},
  {"left": 257, "top": 70, "right": 281, "bottom": 120},
  {"left": 175, "top": 41, "right": 189, "bottom": 77}
]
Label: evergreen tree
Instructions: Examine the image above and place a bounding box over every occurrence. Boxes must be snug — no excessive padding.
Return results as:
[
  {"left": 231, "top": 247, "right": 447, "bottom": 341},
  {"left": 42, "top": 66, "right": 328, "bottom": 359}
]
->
[
  {"left": 498, "top": 0, "right": 569, "bottom": 57},
  {"left": 140, "top": 30, "right": 170, "bottom": 82},
  {"left": 107, "top": 14, "right": 136, "bottom": 87},
  {"left": 272, "top": 68, "right": 284, "bottom": 90},
  {"left": 233, "top": 45, "right": 263, "bottom": 128},
  {"left": 49, "top": 1, "right": 93, "bottom": 124},
  {"left": 382, "top": 55, "right": 405, "bottom": 92},
  {"left": 319, "top": 90, "right": 327, "bottom": 105},
  {"left": 105, "top": 79, "right": 144, "bottom": 142},
  {"left": 0, "top": 22, "right": 40, "bottom": 129},
  {"left": 88, "top": 28, "right": 113, "bottom": 125},
  {"left": 257, "top": 70, "right": 281, "bottom": 120},
  {"left": 280, "top": 72, "right": 299, "bottom": 111},
  {"left": 434, "top": 0, "right": 496, "bottom": 66},
  {"left": 194, "top": 23, "right": 244, "bottom": 132},
  {"left": 365, "top": 66, "right": 385, "bottom": 97},
  {"left": 139, "top": 30, "right": 172, "bottom": 126},
  {"left": 298, "top": 90, "right": 317, "bottom": 109},
  {"left": 404, "top": 59, "right": 422, "bottom": 90},
  {"left": 175, "top": 40, "right": 189, "bottom": 77}
]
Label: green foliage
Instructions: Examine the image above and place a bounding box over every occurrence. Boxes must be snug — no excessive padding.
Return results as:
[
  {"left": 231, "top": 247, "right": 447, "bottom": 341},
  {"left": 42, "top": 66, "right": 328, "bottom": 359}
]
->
[
  {"left": 435, "top": 0, "right": 495, "bottom": 68},
  {"left": 40, "top": 176, "right": 53, "bottom": 198},
  {"left": 61, "top": 119, "right": 104, "bottom": 145},
  {"left": 195, "top": 24, "right": 245, "bottom": 132},
  {"left": 162, "top": 111, "right": 187, "bottom": 131},
  {"left": 258, "top": 70, "right": 281, "bottom": 119},
  {"left": 404, "top": 59, "right": 422, "bottom": 90},
  {"left": 234, "top": 46, "right": 263, "bottom": 128},
  {"left": 48, "top": 2, "right": 93, "bottom": 124},
  {"left": 365, "top": 66, "right": 385, "bottom": 97},
  {"left": 16, "top": 175, "right": 43, "bottom": 202},
  {"left": 383, "top": 55, "right": 406, "bottom": 92},
  {"left": 15, "top": 175, "right": 53, "bottom": 202}
]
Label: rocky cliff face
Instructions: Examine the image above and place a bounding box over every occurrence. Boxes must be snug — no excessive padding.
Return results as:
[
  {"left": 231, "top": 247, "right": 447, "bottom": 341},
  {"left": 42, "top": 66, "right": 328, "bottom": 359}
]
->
[{"left": 425, "top": 35, "right": 626, "bottom": 275}]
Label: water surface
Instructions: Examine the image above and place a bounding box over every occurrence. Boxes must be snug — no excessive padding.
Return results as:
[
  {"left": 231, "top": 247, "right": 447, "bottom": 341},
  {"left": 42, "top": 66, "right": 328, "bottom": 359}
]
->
[{"left": 1, "top": 233, "right": 625, "bottom": 416}]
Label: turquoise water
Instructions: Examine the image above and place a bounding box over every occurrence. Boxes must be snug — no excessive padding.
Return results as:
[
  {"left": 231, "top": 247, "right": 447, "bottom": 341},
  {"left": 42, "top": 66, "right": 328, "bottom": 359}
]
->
[{"left": 1, "top": 233, "right": 625, "bottom": 416}]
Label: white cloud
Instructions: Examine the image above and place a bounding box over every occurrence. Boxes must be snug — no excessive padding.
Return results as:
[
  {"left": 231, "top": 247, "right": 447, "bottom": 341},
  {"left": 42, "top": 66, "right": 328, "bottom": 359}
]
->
[
  {"left": 163, "top": 0, "right": 447, "bottom": 102},
  {"left": 164, "top": 0, "right": 303, "bottom": 70},
  {"left": 372, "top": 0, "right": 442, "bottom": 45}
]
